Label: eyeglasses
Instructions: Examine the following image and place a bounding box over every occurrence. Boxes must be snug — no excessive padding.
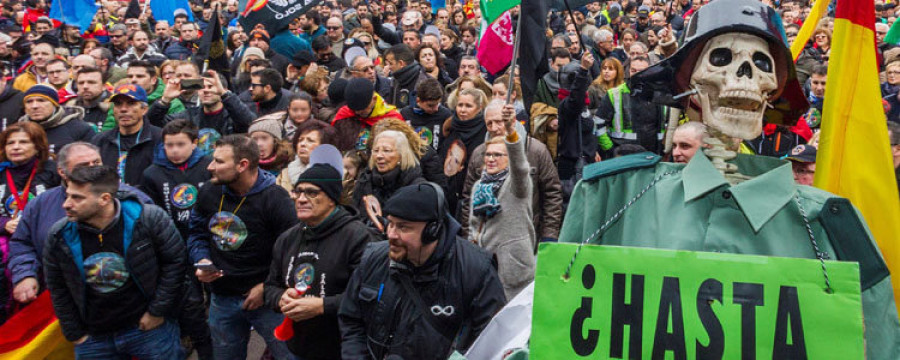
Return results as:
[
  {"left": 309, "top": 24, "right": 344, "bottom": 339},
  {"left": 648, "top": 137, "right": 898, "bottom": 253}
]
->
[
  {"left": 888, "top": 71, "right": 900, "bottom": 76},
  {"left": 250, "top": 83, "right": 265, "bottom": 88},
  {"left": 111, "top": 34, "right": 125, "bottom": 38},
  {"left": 292, "top": 187, "right": 322, "bottom": 199},
  {"left": 327, "top": 26, "right": 342, "bottom": 30},
  {"left": 484, "top": 152, "right": 508, "bottom": 159},
  {"left": 352, "top": 65, "right": 375, "bottom": 72}
]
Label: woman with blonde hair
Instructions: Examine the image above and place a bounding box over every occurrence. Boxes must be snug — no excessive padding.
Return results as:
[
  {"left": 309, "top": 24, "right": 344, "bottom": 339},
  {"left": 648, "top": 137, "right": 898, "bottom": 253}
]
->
[
  {"left": 353, "top": 129, "right": 426, "bottom": 229},
  {"left": 440, "top": 88, "right": 488, "bottom": 213}
]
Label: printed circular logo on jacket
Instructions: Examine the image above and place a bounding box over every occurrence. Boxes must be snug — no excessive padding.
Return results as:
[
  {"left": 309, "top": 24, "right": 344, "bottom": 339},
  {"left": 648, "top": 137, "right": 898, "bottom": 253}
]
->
[
  {"left": 170, "top": 184, "right": 199, "bottom": 209},
  {"left": 293, "top": 263, "right": 315, "bottom": 287},
  {"left": 85, "top": 252, "right": 130, "bottom": 293},
  {"left": 209, "top": 211, "right": 248, "bottom": 251},
  {"left": 355, "top": 128, "right": 371, "bottom": 151},
  {"left": 414, "top": 126, "right": 433, "bottom": 146},
  {"left": 199, "top": 128, "right": 222, "bottom": 156},
  {"left": 4, "top": 191, "right": 35, "bottom": 215}
]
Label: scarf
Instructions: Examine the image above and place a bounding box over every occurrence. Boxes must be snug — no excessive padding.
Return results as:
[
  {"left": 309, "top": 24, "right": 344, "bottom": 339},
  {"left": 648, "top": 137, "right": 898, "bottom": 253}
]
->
[
  {"left": 472, "top": 168, "right": 508, "bottom": 219},
  {"left": 450, "top": 113, "right": 486, "bottom": 146},
  {"left": 28, "top": 106, "right": 72, "bottom": 129}
]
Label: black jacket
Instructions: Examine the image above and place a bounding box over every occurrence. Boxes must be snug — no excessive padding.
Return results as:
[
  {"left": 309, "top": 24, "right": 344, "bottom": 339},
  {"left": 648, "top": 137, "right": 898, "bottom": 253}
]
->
[
  {"left": 263, "top": 206, "right": 376, "bottom": 359},
  {"left": 399, "top": 104, "right": 453, "bottom": 151},
  {"left": 20, "top": 106, "right": 96, "bottom": 154},
  {"left": 338, "top": 216, "right": 506, "bottom": 359},
  {"left": 148, "top": 91, "right": 256, "bottom": 135},
  {"left": 240, "top": 88, "right": 292, "bottom": 118},
  {"left": 557, "top": 68, "right": 598, "bottom": 179},
  {"left": 139, "top": 147, "right": 211, "bottom": 240},
  {"left": 43, "top": 194, "right": 186, "bottom": 341},
  {"left": 0, "top": 85, "right": 24, "bottom": 128},
  {"left": 387, "top": 62, "right": 432, "bottom": 108},
  {"left": 352, "top": 166, "right": 426, "bottom": 214},
  {"left": 91, "top": 124, "right": 162, "bottom": 186},
  {"left": 188, "top": 170, "right": 298, "bottom": 295}
]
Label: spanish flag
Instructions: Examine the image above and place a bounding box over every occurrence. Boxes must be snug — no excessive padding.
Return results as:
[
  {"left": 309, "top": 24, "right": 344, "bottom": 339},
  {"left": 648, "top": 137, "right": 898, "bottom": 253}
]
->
[
  {"left": 0, "top": 292, "right": 73, "bottom": 360},
  {"left": 814, "top": 0, "right": 900, "bottom": 314}
]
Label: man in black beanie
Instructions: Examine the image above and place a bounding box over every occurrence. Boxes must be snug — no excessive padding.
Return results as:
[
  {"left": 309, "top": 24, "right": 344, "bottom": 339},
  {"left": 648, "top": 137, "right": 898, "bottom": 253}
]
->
[
  {"left": 339, "top": 183, "right": 506, "bottom": 359},
  {"left": 264, "top": 155, "right": 377, "bottom": 359},
  {"left": 329, "top": 77, "right": 402, "bottom": 152}
]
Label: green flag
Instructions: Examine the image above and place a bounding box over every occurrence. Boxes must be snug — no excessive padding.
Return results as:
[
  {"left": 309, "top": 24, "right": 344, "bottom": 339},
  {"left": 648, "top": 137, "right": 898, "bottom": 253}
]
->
[
  {"left": 480, "top": 0, "right": 520, "bottom": 25},
  {"left": 885, "top": 19, "right": 900, "bottom": 44}
]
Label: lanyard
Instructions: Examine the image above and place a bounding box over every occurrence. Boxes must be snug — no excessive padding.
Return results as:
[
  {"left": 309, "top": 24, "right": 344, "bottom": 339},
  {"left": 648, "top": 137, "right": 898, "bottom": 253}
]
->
[{"left": 5, "top": 163, "right": 38, "bottom": 215}]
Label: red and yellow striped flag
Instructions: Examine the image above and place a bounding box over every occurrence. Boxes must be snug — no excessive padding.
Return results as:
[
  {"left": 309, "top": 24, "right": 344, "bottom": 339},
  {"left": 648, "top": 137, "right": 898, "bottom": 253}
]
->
[
  {"left": 815, "top": 0, "right": 900, "bottom": 313},
  {"left": 0, "top": 292, "right": 73, "bottom": 360}
]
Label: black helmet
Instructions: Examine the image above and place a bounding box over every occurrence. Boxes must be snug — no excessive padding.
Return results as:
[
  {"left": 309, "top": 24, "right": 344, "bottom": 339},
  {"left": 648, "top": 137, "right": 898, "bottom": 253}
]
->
[{"left": 629, "top": 0, "right": 808, "bottom": 125}]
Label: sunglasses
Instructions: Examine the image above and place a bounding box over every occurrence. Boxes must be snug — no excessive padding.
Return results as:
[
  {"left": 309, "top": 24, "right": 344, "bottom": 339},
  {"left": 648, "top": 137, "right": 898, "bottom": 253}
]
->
[
  {"left": 327, "top": 26, "right": 342, "bottom": 30},
  {"left": 292, "top": 188, "right": 322, "bottom": 199}
]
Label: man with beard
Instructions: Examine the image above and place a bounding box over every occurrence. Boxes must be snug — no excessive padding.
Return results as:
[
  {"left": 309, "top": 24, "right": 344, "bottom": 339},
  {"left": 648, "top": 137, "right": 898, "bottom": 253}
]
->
[
  {"left": 59, "top": 24, "right": 84, "bottom": 57},
  {"left": 153, "top": 21, "right": 176, "bottom": 54},
  {"left": 66, "top": 66, "right": 110, "bottom": 131},
  {"left": 383, "top": 44, "right": 429, "bottom": 108},
  {"left": 339, "top": 184, "right": 505, "bottom": 359},
  {"left": 241, "top": 68, "right": 290, "bottom": 117},
  {"left": 189, "top": 135, "right": 297, "bottom": 360},
  {"left": 118, "top": 30, "right": 167, "bottom": 67},
  {"left": 298, "top": 12, "right": 325, "bottom": 44},
  {"left": 165, "top": 22, "right": 199, "bottom": 60},
  {"left": 20, "top": 84, "right": 94, "bottom": 153}
]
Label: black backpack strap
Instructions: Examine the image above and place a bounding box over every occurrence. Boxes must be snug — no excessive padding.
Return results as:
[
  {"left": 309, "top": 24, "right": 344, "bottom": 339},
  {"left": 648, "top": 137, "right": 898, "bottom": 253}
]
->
[{"left": 819, "top": 197, "right": 890, "bottom": 291}]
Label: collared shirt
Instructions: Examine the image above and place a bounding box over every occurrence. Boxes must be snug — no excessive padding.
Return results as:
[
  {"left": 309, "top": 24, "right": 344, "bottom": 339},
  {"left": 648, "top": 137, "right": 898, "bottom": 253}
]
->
[{"left": 560, "top": 151, "right": 900, "bottom": 358}]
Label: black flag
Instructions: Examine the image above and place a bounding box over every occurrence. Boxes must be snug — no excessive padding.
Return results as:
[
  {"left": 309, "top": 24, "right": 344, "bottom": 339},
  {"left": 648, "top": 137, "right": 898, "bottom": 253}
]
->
[
  {"left": 195, "top": 4, "right": 230, "bottom": 79},
  {"left": 125, "top": 0, "right": 141, "bottom": 19},
  {"left": 238, "top": 0, "right": 323, "bottom": 34},
  {"left": 517, "top": 0, "right": 550, "bottom": 115}
]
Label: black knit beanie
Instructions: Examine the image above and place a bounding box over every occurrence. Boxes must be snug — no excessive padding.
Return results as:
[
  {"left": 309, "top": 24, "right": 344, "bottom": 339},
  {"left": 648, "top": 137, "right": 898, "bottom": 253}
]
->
[
  {"left": 383, "top": 184, "right": 441, "bottom": 222},
  {"left": 295, "top": 163, "right": 343, "bottom": 203}
]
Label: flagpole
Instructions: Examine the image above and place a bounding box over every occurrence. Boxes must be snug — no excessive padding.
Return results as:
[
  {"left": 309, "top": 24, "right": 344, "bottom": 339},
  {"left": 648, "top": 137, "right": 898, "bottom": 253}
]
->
[
  {"left": 562, "top": 0, "right": 587, "bottom": 54},
  {"left": 505, "top": 9, "right": 522, "bottom": 105}
]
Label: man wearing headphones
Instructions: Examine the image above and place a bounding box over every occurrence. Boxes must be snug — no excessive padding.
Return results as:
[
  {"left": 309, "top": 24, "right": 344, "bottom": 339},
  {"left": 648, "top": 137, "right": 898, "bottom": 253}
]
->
[{"left": 338, "top": 183, "right": 506, "bottom": 359}]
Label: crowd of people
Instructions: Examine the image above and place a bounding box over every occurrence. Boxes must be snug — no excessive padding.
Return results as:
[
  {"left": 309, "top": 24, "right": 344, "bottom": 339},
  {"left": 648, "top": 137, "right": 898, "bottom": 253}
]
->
[{"left": 0, "top": 0, "right": 897, "bottom": 359}]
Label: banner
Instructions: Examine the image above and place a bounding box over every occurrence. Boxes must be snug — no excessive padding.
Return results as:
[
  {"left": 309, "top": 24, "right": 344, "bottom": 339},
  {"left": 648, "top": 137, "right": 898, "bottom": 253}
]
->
[
  {"left": 238, "top": 0, "right": 322, "bottom": 35},
  {"left": 477, "top": 12, "right": 514, "bottom": 75},
  {"left": 150, "top": 0, "right": 194, "bottom": 27},
  {"left": 48, "top": 0, "right": 97, "bottom": 33},
  {"left": 532, "top": 244, "right": 864, "bottom": 359}
]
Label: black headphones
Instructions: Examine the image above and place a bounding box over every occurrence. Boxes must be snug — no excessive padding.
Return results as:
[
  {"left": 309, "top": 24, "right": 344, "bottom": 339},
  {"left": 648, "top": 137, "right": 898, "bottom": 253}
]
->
[{"left": 420, "top": 182, "right": 447, "bottom": 244}]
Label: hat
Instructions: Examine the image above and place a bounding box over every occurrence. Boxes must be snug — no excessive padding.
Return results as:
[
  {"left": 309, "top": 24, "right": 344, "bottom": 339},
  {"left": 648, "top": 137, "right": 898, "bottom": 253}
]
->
[
  {"left": 295, "top": 163, "right": 343, "bottom": 203},
  {"left": 784, "top": 144, "right": 817, "bottom": 163},
  {"left": 290, "top": 50, "right": 316, "bottom": 68},
  {"left": 110, "top": 83, "right": 148, "bottom": 103},
  {"left": 23, "top": 84, "right": 59, "bottom": 106},
  {"left": 109, "top": 23, "right": 127, "bottom": 34},
  {"left": 328, "top": 78, "right": 349, "bottom": 105},
  {"left": 629, "top": 0, "right": 808, "bottom": 126},
  {"left": 249, "top": 29, "right": 271, "bottom": 43},
  {"left": 342, "top": 41, "right": 367, "bottom": 67},
  {"left": 638, "top": 6, "right": 651, "bottom": 18},
  {"left": 248, "top": 113, "right": 284, "bottom": 140},
  {"left": 608, "top": 5, "right": 621, "bottom": 20},
  {"left": 174, "top": 8, "right": 189, "bottom": 17},
  {"left": 344, "top": 78, "right": 375, "bottom": 112},
  {"left": 383, "top": 184, "right": 441, "bottom": 222},
  {"left": 401, "top": 11, "right": 421, "bottom": 26}
]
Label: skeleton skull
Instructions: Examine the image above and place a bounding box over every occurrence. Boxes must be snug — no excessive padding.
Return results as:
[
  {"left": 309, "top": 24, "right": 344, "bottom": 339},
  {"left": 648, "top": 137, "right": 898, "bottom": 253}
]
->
[{"left": 690, "top": 34, "right": 778, "bottom": 140}]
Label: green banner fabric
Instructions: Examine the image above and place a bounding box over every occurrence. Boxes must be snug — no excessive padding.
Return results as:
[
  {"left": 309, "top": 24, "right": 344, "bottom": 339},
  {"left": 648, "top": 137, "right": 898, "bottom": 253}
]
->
[
  {"left": 532, "top": 243, "right": 864, "bottom": 359},
  {"left": 480, "top": 0, "right": 520, "bottom": 25}
]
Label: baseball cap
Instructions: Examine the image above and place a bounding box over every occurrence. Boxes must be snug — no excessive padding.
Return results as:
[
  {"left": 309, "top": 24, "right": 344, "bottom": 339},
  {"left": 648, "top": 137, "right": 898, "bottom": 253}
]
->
[
  {"left": 110, "top": 84, "right": 148, "bottom": 103},
  {"left": 638, "top": 5, "right": 651, "bottom": 18},
  {"left": 783, "top": 144, "right": 817, "bottom": 163},
  {"left": 402, "top": 11, "right": 421, "bottom": 26}
]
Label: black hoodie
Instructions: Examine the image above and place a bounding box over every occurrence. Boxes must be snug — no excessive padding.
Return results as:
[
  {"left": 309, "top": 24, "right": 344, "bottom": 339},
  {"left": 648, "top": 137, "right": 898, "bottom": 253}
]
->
[
  {"left": 188, "top": 170, "right": 298, "bottom": 295},
  {"left": 263, "top": 206, "right": 376, "bottom": 360},
  {"left": 400, "top": 104, "right": 454, "bottom": 151},
  {"left": 140, "top": 146, "right": 212, "bottom": 240}
]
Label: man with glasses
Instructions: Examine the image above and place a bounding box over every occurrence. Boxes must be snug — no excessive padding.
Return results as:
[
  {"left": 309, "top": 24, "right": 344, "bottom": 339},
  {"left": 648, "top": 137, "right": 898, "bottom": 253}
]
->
[
  {"left": 106, "top": 24, "right": 129, "bottom": 59},
  {"left": 347, "top": 55, "right": 392, "bottom": 99},
  {"left": 784, "top": 145, "right": 817, "bottom": 186},
  {"left": 45, "top": 59, "right": 71, "bottom": 92},
  {"left": 325, "top": 17, "right": 345, "bottom": 58}
]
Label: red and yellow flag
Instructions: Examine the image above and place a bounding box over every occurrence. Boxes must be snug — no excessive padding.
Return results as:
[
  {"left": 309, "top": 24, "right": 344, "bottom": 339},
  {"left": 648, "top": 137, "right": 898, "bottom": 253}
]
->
[
  {"left": 815, "top": 0, "right": 900, "bottom": 313},
  {"left": 0, "top": 292, "right": 73, "bottom": 360}
]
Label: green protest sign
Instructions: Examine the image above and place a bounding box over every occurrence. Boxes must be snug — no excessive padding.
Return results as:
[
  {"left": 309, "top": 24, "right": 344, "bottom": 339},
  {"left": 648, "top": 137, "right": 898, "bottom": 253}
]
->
[{"left": 532, "top": 243, "right": 864, "bottom": 359}]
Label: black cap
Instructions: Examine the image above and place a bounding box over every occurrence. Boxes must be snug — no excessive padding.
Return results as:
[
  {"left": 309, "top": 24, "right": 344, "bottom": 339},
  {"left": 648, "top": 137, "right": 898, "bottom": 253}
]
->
[
  {"left": 295, "top": 163, "right": 343, "bottom": 203},
  {"left": 383, "top": 184, "right": 441, "bottom": 222},
  {"left": 784, "top": 144, "right": 817, "bottom": 163},
  {"left": 344, "top": 78, "right": 375, "bottom": 112},
  {"left": 328, "top": 77, "right": 348, "bottom": 106},
  {"left": 290, "top": 50, "right": 317, "bottom": 68}
]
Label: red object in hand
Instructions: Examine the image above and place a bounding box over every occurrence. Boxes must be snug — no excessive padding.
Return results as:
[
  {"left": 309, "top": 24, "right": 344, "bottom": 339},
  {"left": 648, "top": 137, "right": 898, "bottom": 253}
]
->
[{"left": 274, "top": 283, "right": 307, "bottom": 341}]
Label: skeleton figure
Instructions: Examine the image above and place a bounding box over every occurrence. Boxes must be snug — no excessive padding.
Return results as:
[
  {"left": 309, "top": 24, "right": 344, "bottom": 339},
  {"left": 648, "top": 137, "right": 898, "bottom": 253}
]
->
[{"left": 688, "top": 34, "right": 779, "bottom": 181}]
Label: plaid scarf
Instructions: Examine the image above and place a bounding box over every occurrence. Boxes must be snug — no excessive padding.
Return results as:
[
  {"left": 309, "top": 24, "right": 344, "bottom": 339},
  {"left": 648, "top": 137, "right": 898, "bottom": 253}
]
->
[{"left": 472, "top": 168, "right": 509, "bottom": 219}]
